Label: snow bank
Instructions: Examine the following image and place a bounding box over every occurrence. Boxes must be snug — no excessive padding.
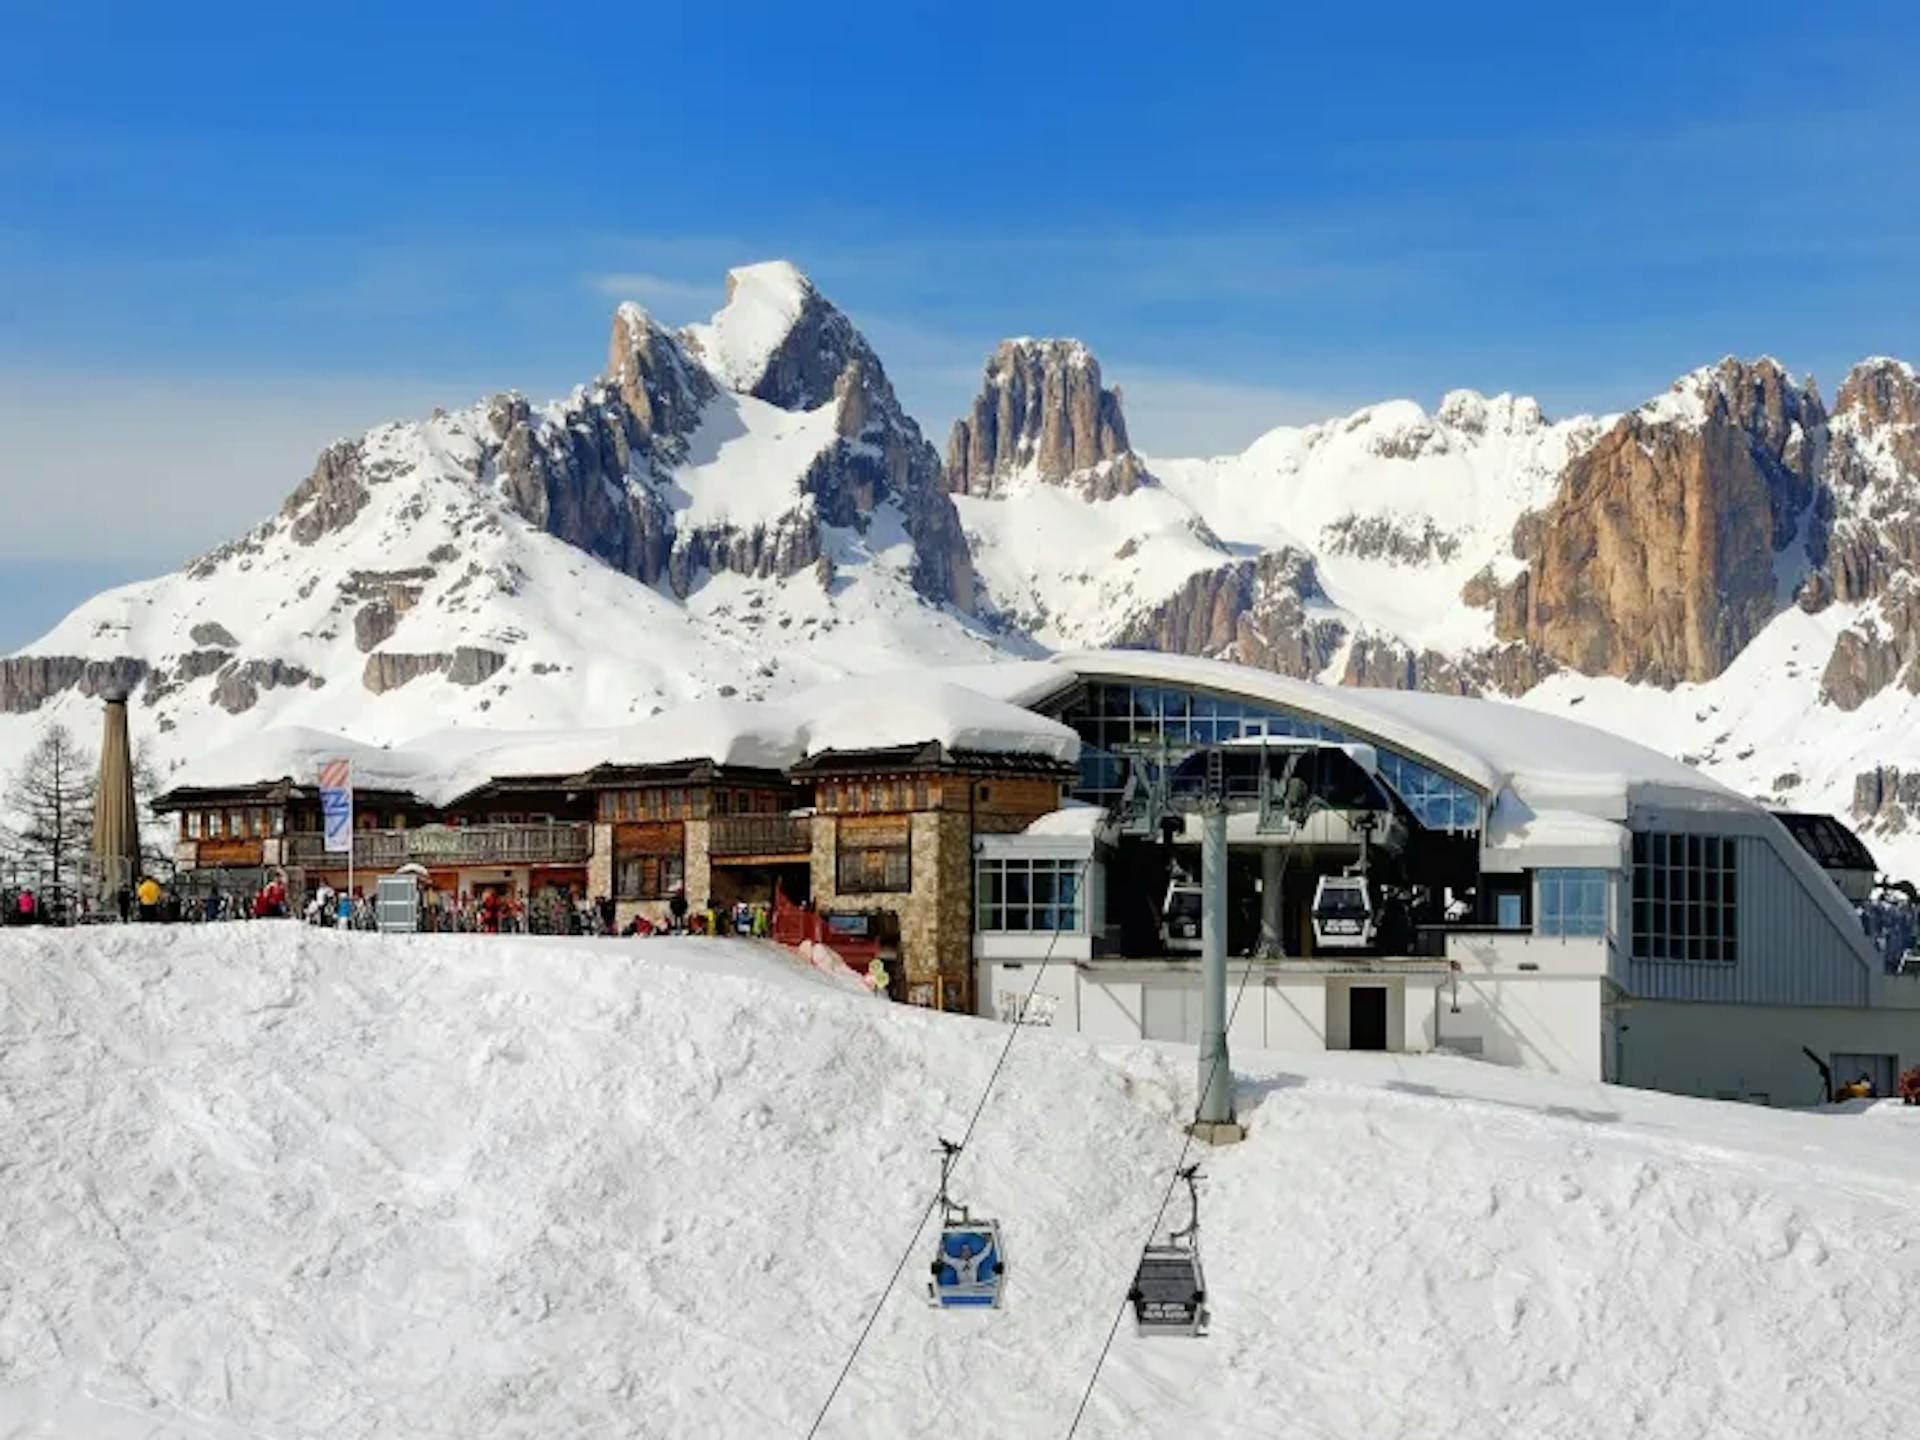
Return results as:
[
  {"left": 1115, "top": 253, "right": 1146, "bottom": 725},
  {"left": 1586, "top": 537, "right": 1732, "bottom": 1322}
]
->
[{"left": 5, "top": 926, "right": 1919, "bottom": 1438}]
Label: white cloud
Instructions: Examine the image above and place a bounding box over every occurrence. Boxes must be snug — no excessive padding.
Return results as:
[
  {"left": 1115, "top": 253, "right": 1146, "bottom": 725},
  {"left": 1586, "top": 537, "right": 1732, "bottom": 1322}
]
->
[
  {"left": 585, "top": 271, "right": 717, "bottom": 314},
  {"left": 0, "top": 367, "right": 484, "bottom": 568}
]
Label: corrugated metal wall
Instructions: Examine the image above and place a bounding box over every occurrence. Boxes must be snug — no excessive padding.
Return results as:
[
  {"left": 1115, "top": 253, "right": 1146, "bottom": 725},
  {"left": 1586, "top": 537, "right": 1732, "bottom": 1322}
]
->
[{"left": 1627, "top": 810, "right": 1871, "bottom": 1007}]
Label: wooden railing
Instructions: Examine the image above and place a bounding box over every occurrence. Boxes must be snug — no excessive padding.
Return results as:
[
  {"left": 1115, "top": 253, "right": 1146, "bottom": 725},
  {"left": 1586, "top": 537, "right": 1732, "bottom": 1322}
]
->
[
  {"left": 285, "top": 823, "right": 591, "bottom": 869},
  {"left": 710, "top": 814, "right": 812, "bottom": 858}
]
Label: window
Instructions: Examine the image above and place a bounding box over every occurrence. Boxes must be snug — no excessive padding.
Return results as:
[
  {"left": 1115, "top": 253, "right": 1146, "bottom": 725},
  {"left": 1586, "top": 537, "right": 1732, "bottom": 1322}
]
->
[
  {"left": 186, "top": 811, "right": 203, "bottom": 839},
  {"left": 976, "top": 857, "right": 1083, "bottom": 932},
  {"left": 838, "top": 845, "right": 911, "bottom": 893},
  {"left": 615, "top": 854, "right": 684, "bottom": 900},
  {"left": 1538, "top": 868, "right": 1607, "bottom": 938},
  {"left": 230, "top": 810, "right": 247, "bottom": 838},
  {"left": 272, "top": 810, "right": 285, "bottom": 836},
  {"left": 206, "top": 810, "right": 223, "bottom": 839},
  {"left": 1496, "top": 892, "right": 1523, "bottom": 930},
  {"left": 1053, "top": 679, "right": 1481, "bottom": 831},
  {"left": 1632, "top": 831, "right": 1738, "bottom": 962}
]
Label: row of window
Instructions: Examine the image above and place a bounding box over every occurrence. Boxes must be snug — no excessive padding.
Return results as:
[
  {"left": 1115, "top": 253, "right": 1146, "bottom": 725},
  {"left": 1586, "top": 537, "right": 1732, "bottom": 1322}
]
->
[
  {"left": 597, "top": 788, "right": 706, "bottom": 823},
  {"left": 183, "top": 808, "right": 285, "bottom": 841},
  {"left": 1055, "top": 681, "right": 1482, "bottom": 832},
  {"left": 977, "top": 857, "right": 1084, "bottom": 933},
  {"left": 817, "top": 778, "right": 942, "bottom": 816}
]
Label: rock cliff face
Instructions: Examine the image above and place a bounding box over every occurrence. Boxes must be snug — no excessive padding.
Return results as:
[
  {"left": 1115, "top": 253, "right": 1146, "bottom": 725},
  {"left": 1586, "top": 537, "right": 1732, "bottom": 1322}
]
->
[
  {"left": 1497, "top": 359, "right": 1823, "bottom": 685},
  {"left": 1, "top": 656, "right": 150, "bottom": 715},
  {"left": 1116, "top": 550, "right": 1345, "bottom": 679},
  {"left": 947, "top": 340, "right": 1148, "bottom": 500},
  {"left": 1804, "top": 360, "right": 1920, "bottom": 707}
]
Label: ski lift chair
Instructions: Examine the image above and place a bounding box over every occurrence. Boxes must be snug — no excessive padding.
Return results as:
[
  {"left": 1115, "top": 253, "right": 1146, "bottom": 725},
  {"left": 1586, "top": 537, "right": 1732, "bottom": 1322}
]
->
[
  {"left": 927, "top": 1139, "right": 1006, "bottom": 1309},
  {"left": 1129, "top": 1165, "right": 1209, "bottom": 1337},
  {"left": 1311, "top": 873, "right": 1378, "bottom": 950}
]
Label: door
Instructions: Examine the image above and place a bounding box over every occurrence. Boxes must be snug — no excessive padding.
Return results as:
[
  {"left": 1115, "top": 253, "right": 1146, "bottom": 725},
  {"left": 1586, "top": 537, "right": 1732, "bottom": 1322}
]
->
[
  {"left": 1349, "top": 986, "right": 1388, "bottom": 1051},
  {"left": 1832, "top": 1052, "right": 1897, "bottom": 1099}
]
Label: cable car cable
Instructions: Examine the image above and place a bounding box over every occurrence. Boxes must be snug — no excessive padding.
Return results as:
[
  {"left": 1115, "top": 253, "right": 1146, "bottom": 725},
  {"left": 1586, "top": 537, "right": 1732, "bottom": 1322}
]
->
[
  {"left": 803, "top": 860, "right": 1089, "bottom": 1439},
  {"left": 1063, "top": 841, "right": 1294, "bottom": 1438}
]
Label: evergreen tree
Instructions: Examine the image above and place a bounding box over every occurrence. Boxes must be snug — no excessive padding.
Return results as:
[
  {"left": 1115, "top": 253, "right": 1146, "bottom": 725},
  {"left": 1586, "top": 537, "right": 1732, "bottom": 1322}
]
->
[{"left": 7, "top": 724, "right": 96, "bottom": 897}]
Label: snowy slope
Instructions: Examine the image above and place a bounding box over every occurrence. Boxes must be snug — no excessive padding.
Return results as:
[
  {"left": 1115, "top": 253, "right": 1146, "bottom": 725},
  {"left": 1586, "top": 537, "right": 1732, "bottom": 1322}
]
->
[{"left": 5, "top": 926, "right": 1919, "bottom": 1439}]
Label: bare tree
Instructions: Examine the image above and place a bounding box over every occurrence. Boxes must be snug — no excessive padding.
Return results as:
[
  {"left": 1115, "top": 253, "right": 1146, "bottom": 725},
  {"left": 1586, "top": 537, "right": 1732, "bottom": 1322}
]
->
[
  {"left": 7, "top": 724, "right": 96, "bottom": 899},
  {"left": 131, "top": 738, "right": 173, "bottom": 880}
]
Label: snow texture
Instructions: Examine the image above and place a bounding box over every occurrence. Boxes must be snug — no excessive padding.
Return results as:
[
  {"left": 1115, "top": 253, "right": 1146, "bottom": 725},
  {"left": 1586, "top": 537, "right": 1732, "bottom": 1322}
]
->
[{"left": 3, "top": 926, "right": 1918, "bottom": 1438}]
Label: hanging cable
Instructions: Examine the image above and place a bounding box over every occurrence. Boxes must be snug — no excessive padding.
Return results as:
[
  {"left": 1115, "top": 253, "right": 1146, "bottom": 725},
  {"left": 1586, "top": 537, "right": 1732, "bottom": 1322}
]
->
[
  {"left": 803, "top": 857, "right": 1090, "bottom": 1439},
  {"left": 1063, "top": 840, "right": 1293, "bottom": 1439}
]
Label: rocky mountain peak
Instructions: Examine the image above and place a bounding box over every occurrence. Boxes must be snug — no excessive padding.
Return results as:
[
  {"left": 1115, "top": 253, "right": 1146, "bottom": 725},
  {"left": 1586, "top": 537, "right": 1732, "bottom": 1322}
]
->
[
  {"left": 607, "top": 302, "right": 713, "bottom": 443},
  {"left": 681, "top": 260, "right": 885, "bottom": 416},
  {"left": 1835, "top": 357, "right": 1920, "bottom": 434},
  {"left": 945, "top": 337, "right": 1147, "bottom": 500},
  {"left": 1497, "top": 355, "right": 1829, "bottom": 686}
]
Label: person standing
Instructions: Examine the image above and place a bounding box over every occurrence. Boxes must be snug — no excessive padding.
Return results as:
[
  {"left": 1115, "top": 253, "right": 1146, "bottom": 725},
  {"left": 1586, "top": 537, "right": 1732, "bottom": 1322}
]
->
[
  {"left": 668, "top": 885, "right": 689, "bottom": 934},
  {"left": 136, "top": 874, "right": 161, "bottom": 923}
]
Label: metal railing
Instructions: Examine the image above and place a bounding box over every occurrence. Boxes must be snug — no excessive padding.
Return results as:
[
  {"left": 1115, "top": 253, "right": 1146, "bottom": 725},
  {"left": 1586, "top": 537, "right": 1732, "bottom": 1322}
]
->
[
  {"left": 710, "top": 814, "right": 812, "bottom": 858},
  {"left": 284, "top": 823, "right": 591, "bottom": 869}
]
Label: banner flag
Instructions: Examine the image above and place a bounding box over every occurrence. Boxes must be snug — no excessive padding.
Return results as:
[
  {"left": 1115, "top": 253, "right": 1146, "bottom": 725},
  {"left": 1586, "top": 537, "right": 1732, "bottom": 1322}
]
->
[{"left": 319, "top": 758, "right": 354, "bottom": 855}]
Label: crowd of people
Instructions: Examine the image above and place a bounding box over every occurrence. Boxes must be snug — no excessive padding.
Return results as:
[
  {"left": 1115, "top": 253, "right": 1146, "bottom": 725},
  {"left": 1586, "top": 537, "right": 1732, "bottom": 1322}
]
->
[{"left": 3, "top": 872, "right": 783, "bottom": 944}]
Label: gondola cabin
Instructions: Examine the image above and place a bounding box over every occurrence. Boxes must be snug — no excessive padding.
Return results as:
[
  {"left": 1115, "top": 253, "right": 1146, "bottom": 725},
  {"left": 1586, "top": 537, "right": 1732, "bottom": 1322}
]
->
[
  {"left": 1311, "top": 873, "right": 1377, "bottom": 950},
  {"left": 1129, "top": 1247, "right": 1208, "bottom": 1336},
  {"left": 928, "top": 1219, "right": 1006, "bottom": 1308}
]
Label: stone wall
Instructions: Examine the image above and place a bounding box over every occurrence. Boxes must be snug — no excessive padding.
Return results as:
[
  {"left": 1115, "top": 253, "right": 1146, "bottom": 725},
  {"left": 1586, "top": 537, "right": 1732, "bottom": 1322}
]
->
[
  {"left": 587, "top": 823, "right": 614, "bottom": 900},
  {"left": 684, "top": 817, "right": 713, "bottom": 908}
]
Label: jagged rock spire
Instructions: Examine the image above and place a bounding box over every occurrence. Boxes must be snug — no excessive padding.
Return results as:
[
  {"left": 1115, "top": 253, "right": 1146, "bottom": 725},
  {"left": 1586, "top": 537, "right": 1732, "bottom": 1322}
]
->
[{"left": 947, "top": 339, "right": 1147, "bottom": 499}]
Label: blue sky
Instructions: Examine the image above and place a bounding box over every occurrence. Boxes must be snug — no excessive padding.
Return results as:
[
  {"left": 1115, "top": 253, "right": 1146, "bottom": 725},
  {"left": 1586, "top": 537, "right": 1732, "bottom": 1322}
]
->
[{"left": 3, "top": 0, "right": 1917, "bottom": 648}]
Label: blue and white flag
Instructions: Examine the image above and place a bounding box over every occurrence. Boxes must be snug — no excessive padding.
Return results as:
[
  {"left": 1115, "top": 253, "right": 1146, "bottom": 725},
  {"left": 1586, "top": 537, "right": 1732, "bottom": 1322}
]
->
[{"left": 319, "top": 758, "right": 353, "bottom": 854}]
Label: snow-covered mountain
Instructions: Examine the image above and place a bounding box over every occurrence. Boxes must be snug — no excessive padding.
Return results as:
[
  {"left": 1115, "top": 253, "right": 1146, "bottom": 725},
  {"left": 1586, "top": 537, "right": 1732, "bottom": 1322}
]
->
[
  {"left": 6, "top": 262, "right": 1920, "bottom": 877},
  {"left": 0, "top": 263, "right": 1018, "bottom": 776},
  {"left": 947, "top": 345, "right": 1920, "bottom": 876}
]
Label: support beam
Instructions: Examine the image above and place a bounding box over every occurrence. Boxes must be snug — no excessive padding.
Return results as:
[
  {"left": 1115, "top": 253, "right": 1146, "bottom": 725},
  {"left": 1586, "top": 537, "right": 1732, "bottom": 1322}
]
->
[
  {"left": 1257, "top": 845, "right": 1287, "bottom": 958},
  {"left": 1192, "top": 805, "right": 1243, "bottom": 1143}
]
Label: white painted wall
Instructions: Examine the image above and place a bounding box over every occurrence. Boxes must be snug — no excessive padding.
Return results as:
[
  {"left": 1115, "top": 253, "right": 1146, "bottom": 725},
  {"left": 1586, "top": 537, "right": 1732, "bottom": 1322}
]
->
[
  {"left": 1620, "top": 999, "right": 1920, "bottom": 1107},
  {"left": 972, "top": 959, "right": 1605, "bottom": 1080}
]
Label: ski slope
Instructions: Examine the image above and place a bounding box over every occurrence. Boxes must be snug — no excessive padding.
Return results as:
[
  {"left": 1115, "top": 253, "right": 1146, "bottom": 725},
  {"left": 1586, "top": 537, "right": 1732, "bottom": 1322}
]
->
[{"left": 3, "top": 928, "right": 1918, "bottom": 1439}]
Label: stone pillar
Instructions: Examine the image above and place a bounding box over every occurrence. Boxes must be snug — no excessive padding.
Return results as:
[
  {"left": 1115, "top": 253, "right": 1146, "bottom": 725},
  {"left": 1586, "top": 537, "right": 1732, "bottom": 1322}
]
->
[
  {"left": 684, "top": 818, "right": 712, "bottom": 907},
  {"left": 91, "top": 693, "right": 141, "bottom": 901},
  {"left": 587, "top": 822, "right": 614, "bottom": 899}
]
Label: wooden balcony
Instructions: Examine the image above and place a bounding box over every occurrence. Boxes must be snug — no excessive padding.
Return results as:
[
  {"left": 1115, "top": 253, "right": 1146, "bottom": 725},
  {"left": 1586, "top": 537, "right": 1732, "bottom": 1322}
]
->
[
  {"left": 710, "top": 814, "right": 813, "bottom": 860},
  {"left": 284, "top": 823, "right": 591, "bottom": 870}
]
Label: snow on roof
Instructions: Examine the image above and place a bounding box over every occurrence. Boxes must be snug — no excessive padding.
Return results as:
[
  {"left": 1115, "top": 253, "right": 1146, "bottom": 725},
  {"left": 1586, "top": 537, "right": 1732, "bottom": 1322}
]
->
[
  {"left": 1023, "top": 801, "right": 1109, "bottom": 837},
  {"left": 173, "top": 678, "right": 1078, "bottom": 807},
  {"left": 933, "top": 650, "right": 1739, "bottom": 816},
  {"left": 682, "top": 260, "right": 813, "bottom": 392}
]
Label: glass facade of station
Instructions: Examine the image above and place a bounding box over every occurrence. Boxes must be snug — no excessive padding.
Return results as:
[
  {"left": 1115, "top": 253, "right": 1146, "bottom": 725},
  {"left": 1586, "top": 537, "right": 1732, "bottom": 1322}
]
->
[{"left": 1050, "top": 679, "right": 1483, "bottom": 832}]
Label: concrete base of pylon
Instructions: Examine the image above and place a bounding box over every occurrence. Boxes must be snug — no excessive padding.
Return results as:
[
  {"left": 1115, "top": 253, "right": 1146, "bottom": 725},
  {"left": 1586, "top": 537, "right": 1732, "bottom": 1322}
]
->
[{"left": 1188, "top": 1119, "right": 1247, "bottom": 1146}]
